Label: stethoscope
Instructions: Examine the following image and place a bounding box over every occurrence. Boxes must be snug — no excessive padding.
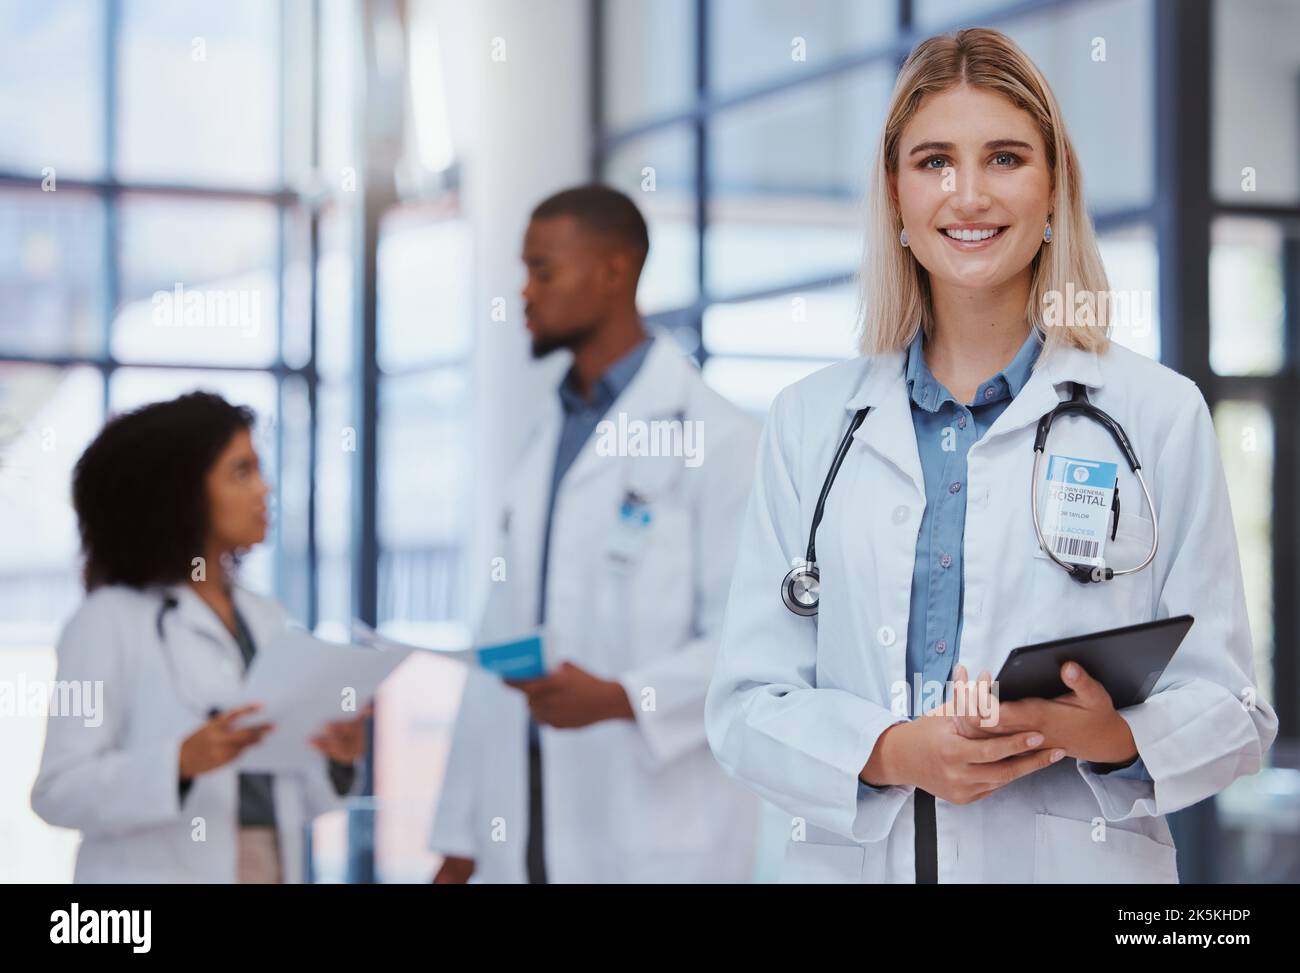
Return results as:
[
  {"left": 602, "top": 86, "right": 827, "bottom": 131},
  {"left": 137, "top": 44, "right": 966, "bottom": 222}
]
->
[{"left": 781, "top": 381, "right": 1160, "bottom": 617}]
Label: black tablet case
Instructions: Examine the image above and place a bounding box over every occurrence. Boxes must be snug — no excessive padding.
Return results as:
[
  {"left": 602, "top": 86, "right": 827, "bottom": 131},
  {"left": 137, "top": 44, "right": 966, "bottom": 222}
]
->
[{"left": 994, "top": 615, "right": 1195, "bottom": 707}]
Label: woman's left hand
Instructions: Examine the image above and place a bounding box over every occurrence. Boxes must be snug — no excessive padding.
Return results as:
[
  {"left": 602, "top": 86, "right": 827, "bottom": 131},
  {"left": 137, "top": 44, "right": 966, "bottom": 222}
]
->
[
  {"left": 948, "top": 663, "right": 1138, "bottom": 765},
  {"left": 310, "top": 703, "right": 373, "bottom": 764}
]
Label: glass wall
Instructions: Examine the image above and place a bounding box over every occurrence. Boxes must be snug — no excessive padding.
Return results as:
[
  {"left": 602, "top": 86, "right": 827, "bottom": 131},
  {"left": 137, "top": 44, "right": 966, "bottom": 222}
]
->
[
  {"left": 0, "top": 0, "right": 475, "bottom": 884},
  {"left": 0, "top": 0, "right": 317, "bottom": 882}
]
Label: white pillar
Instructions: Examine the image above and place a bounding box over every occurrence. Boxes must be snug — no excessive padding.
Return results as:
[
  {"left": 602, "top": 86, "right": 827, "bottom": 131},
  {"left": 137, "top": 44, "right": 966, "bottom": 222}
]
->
[{"left": 432, "top": 0, "right": 590, "bottom": 623}]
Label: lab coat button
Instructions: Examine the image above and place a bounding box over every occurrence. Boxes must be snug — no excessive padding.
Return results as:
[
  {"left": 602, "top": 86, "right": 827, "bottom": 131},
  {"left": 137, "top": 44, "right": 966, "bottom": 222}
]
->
[
  {"left": 877, "top": 626, "right": 897, "bottom": 647},
  {"left": 892, "top": 505, "right": 909, "bottom": 525}
]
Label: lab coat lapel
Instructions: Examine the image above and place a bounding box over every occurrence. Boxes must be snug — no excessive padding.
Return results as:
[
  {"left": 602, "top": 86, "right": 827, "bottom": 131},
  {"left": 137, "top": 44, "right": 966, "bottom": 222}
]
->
[
  {"left": 230, "top": 586, "right": 289, "bottom": 654},
  {"left": 504, "top": 397, "right": 562, "bottom": 632},
  {"left": 159, "top": 583, "right": 248, "bottom": 711},
  {"left": 846, "top": 351, "right": 924, "bottom": 496},
  {"left": 983, "top": 343, "right": 1106, "bottom": 442},
  {"left": 560, "top": 335, "right": 690, "bottom": 495},
  {"left": 167, "top": 583, "right": 239, "bottom": 655}
]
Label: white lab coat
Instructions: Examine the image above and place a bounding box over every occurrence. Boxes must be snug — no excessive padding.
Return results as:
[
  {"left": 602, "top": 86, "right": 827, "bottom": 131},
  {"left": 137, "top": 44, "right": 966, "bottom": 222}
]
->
[
  {"left": 430, "top": 336, "right": 762, "bottom": 883},
  {"left": 32, "top": 583, "right": 356, "bottom": 883},
  {"left": 706, "top": 339, "right": 1278, "bottom": 883}
]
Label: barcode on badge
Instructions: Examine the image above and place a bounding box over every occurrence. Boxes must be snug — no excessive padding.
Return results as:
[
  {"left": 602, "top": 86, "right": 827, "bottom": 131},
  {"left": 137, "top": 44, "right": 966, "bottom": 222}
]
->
[{"left": 1052, "top": 534, "right": 1099, "bottom": 560}]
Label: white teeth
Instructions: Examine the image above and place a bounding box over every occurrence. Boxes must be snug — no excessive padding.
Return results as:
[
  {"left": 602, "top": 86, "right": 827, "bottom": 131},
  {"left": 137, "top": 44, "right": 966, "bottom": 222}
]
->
[{"left": 943, "top": 227, "right": 1001, "bottom": 241}]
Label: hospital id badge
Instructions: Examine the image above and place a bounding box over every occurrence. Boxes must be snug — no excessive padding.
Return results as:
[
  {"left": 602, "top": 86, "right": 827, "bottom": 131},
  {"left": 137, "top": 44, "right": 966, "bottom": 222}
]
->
[
  {"left": 1039, "top": 454, "right": 1117, "bottom": 567},
  {"left": 606, "top": 492, "right": 653, "bottom": 565}
]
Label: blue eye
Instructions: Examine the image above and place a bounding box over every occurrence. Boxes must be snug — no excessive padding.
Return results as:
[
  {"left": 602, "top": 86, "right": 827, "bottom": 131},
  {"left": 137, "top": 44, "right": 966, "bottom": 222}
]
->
[{"left": 992, "top": 152, "right": 1022, "bottom": 167}]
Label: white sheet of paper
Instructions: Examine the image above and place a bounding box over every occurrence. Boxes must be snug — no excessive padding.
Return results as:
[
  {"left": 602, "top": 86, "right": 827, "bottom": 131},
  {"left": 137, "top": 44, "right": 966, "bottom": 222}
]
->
[
  {"left": 232, "top": 626, "right": 410, "bottom": 772},
  {"left": 350, "top": 619, "right": 475, "bottom": 658},
  {"left": 350, "top": 620, "right": 547, "bottom": 679}
]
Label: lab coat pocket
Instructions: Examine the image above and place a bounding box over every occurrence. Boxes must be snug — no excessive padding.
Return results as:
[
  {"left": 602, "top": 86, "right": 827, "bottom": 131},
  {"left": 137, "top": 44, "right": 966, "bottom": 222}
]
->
[
  {"left": 594, "top": 503, "right": 670, "bottom": 668},
  {"left": 616, "top": 504, "right": 692, "bottom": 650},
  {"left": 1031, "top": 511, "right": 1153, "bottom": 568},
  {"left": 1027, "top": 513, "right": 1155, "bottom": 644},
  {"left": 594, "top": 542, "right": 638, "bottom": 668},
  {"left": 1107, "top": 511, "right": 1156, "bottom": 570},
  {"left": 1032, "top": 812, "right": 1177, "bottom": 883},
  {"left": 780, "top": 840, "right": 866, "bottom": 884}
]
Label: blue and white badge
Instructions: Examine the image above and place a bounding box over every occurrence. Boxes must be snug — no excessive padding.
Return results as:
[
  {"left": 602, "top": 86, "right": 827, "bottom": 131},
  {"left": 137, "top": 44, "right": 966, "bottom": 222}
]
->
[
  {"left": 606, "top": 490, "right": 654, "bottom": 565},
  {"left": 1039, "top": 454, "right": 1118, "bottom": 567}
]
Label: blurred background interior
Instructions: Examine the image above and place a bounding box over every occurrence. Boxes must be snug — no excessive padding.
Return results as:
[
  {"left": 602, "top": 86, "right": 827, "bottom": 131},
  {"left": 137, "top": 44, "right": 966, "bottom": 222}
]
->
[{"left": 1, "top": 0, "right": 1298, "bottom": 882}]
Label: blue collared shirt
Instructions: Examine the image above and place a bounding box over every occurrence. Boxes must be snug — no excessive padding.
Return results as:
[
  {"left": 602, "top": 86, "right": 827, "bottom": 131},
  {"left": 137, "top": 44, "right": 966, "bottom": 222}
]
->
[
  {"left": 903, "top": 326, "right": 1041, "bottom": 712},
  {"left": 900, "top": 326, "right": 1150, "bottom": 781}
]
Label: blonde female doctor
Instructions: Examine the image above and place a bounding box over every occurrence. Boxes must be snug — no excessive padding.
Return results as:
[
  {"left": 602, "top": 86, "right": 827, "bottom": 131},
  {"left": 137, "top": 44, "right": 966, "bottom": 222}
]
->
[{"left": 705, "top": 28, "right": 1277, "bottom": 884}]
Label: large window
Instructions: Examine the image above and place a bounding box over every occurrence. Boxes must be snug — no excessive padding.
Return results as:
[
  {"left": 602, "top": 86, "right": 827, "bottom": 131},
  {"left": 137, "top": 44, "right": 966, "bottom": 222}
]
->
[
  {"left": 0, "top": 0, "right": 321, "bottom": 882},
  {"left": 0, "top": 0, "right": 480, "bottom": 885},
  {"left": 1209, "top": 0, "right": 1300, "bottom": 770}
]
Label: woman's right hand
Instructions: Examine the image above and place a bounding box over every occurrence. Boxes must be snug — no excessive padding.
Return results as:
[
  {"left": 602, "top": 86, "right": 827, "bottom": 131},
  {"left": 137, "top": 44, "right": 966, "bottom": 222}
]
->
[
  {"left": 861, "top": 712, "right": 1064, "bottom": 804},
  {"left": 178, "top": 704, "right": 274, "bottom": 780}
]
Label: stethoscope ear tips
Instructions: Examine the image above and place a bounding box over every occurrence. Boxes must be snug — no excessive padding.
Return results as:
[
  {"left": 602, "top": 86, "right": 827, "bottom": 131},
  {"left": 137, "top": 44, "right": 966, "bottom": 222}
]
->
[{"left": 782, "top": 564, "right": 821, "bottom": 616}]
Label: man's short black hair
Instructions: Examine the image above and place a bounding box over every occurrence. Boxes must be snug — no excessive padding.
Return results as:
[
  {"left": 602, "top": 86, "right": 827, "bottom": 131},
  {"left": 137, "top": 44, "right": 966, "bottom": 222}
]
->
[{"left": 531, "top": 184, "right": 650, "bottom": 272}]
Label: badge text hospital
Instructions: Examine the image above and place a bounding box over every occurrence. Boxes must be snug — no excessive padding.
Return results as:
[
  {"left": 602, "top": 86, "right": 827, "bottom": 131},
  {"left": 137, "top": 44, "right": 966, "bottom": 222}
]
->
[{"left": 1039, "top": 454, "right": 1118, "bottom": 567}]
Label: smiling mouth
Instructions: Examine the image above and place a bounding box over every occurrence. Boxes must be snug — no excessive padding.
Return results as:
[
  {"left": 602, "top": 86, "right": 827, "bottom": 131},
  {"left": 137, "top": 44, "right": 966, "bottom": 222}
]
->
[{"left": 940, "top": 226, "right": 1008, "bottom": 242}]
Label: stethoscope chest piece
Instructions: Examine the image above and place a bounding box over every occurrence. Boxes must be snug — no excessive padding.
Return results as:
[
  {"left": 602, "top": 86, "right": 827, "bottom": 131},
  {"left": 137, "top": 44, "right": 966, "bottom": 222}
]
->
[
  {"left": 780, "top": 406, "right": 870, "bottom": 618},
  {"left": 782, "top": 562, "right": 821, "bottom": 616}
]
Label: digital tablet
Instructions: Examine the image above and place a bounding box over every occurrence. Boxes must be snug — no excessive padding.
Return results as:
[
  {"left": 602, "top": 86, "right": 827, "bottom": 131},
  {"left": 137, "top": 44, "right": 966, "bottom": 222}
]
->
[{"left": 994, "top": 615, "right": 1194, "bottom": 708}]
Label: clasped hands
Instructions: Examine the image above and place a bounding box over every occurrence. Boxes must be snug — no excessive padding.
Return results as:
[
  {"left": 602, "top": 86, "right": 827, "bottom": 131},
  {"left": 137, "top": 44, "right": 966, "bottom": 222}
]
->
[{"left": 860, "top": 661, "right": 1139, "bottom": 805}]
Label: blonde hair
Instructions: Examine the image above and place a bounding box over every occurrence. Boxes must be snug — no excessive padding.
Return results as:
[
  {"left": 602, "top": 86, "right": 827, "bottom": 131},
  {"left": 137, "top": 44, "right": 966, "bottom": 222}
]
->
[{"left": 859, "top": 27, "right": 1110, "bottom": 357}]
